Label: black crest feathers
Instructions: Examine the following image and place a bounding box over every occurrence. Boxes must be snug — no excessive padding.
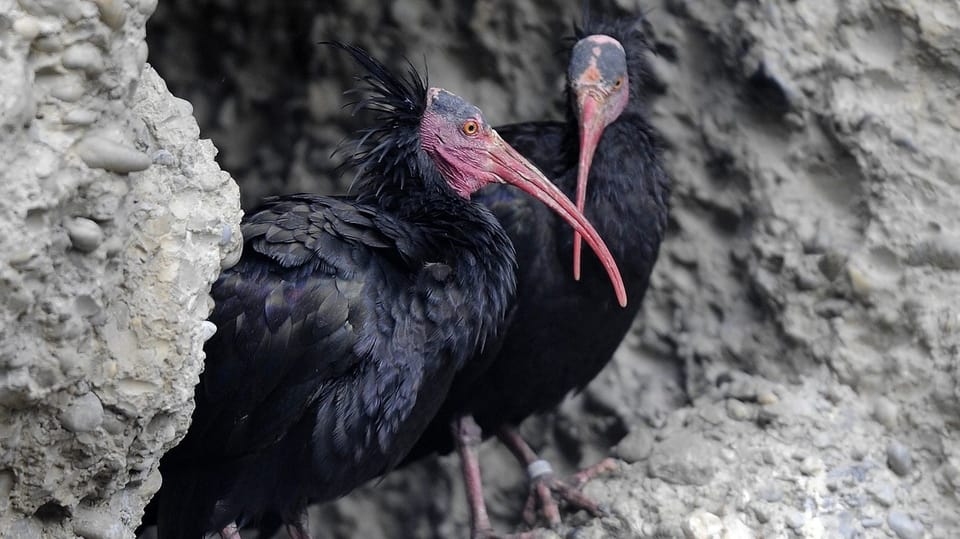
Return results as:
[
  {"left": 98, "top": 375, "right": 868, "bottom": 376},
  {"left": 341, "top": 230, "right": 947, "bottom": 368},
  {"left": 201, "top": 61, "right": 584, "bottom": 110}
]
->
[{"left": 323, "top": 42, "right": 429, "bottom": 196}]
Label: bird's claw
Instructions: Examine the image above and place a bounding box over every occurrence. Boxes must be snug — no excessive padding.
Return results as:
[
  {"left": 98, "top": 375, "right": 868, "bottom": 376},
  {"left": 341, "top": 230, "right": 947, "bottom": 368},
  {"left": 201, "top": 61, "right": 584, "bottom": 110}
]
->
[
  {"left": 219, "top": 523, "right": 241, "bottom": 539},
  {"left": 473, "top": 528, "right": 542, "bottom": 539},
  {"left": 521, "top": 458, "right": 618, "bottom": 529}
]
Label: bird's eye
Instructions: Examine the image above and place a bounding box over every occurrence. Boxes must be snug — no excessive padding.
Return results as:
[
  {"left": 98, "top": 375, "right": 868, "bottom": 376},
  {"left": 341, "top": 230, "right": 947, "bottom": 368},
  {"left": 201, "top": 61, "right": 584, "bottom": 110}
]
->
[
  {"left": 462, "top": 120, "right": 480, "bottom": 136},
  {"left": 613, "top": 77, "right": 624, "bottom": 89}
]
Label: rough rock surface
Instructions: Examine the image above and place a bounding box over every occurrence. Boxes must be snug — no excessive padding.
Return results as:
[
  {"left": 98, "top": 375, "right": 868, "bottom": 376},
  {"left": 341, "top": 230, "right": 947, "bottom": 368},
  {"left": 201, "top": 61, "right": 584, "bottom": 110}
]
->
[
  {"left": 5, "top": 0, "right": 959, "bottom": 537},
  {"left": 145, "top": 0, "right": 959, "bottom": 538},
  {"left": 0, "top": 0, "right": 241, "bottom": 537}
]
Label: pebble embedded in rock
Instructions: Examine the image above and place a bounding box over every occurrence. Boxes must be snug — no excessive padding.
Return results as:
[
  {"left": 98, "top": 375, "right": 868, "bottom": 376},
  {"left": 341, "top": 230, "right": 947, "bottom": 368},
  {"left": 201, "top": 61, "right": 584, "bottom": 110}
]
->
[
  {"left": 66, "top": 217, "right": 104, "bottom": 252},
  {"left": 74, "top": 135, "right": 151, "bottom": 173},
  {"left": 850, "top": 444, "right": 868, "bottom": 461},
  {"left": 13, "top": 17, "right": 41, "bottom": 40},
  {"left": 847, "top": 264, "right": 872, "bottom": 297},
  {"left": 62, "top": 43, "right": 106, "bottom": 75},
  {"left": 868, "top": 483, "right": 896, "bottom": 507},
  {"left": 722, "top": 515, "right": 754, "bottom": 539},
  {"left": 887, "top": 511, "right": 924, "bottom": 539},
  {"left": 73, "top": 505, "right": 125, "bottom": 539},
  {"left": 682, "top": 509, "right": 722, "bottom": 539},
  {"left": 752, "top": 504, "right": 771, "bottom": 523},
  {"left": 218, "top": 224, "right": 233, "bottom": 246},
  {"left": 818, "top": 251, "right": 846, "bottom": 281},
  {"left": 886, "top": 441, "right": 913, "bottom": 476},
  {"left": 756, "top": 483, "right": 783, "bottom": 502},
  {"left": 873, "top": 398, "right": 899, "bottom": 428},
  {"left": 59, "top": 392, "right": 104, "bottom": 432},
  {"left": 100, "top": 413, "right": 124, "bottom": 435},
  {"left": 726, "top": 399, "right": 754, "bottom": 421},
  {"left": 647, "top": 433, "right": 718, "bottom": 486},
  {"left": 50, "top": 78, "right": 86, "bottom": 102},
  {"left": 138, "top": 0, "right": 158, "bottom": 15},
  {"left": 756, "top": 391, "right": 778, "bottom": 405},
  {"left": 152, "top": 149, "right": 176, "bottom": 166},
  {"left": 800, "top": 456, "right": 824, "bottom": 476},
  {"left": 93, "top": 0, "right": 126, "bottom": 29},
  {"left": 785, "top": 510, "right": 805, "bottom": 530},
  {"left": 198, "top": 321, "right": 218, "bottom": 343},
  {"left": 614, "top": 427, "right": 654, "bottom": 463},
  {"left": 63, "top": 109, "right": 99, "bottom": 126}
]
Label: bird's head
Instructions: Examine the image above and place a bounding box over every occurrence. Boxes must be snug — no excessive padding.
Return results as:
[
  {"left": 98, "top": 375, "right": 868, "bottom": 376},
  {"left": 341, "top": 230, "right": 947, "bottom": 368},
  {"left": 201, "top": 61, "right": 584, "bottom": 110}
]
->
[
  {"left": 566, "top": 34, "right": 630, "bottom": 279},
  {"left": 419, "top": 86, "right": 627, "bottom": 306},
  {"left": 569, "top": 35, "right": 630, "bottom": 166}
]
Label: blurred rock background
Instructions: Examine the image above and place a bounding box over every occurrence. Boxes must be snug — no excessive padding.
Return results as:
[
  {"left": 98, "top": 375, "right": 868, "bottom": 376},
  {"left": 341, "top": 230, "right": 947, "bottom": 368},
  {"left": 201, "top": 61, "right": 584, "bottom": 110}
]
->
[{"left": 1, "top": 0, "right": 957, "bottom": 537}]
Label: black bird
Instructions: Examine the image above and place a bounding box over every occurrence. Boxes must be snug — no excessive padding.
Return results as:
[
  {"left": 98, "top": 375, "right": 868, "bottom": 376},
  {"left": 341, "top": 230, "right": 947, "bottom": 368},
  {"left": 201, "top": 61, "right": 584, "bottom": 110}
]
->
[
  {"left": 405, "top": 15, "right": 670, "bottom": 536},
  {"left": 147, "top": 43, "right": 626, "bottom": 539}
]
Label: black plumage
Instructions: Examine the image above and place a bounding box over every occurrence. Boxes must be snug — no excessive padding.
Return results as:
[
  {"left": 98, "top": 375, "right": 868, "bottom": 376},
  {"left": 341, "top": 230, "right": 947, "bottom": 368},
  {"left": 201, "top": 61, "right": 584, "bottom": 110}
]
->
[
  {"left": 404, "top": 14, "right": 671, "bottom": 533},
  {"left": 145, "top": 43, "right": 625, "bottom": 539}
]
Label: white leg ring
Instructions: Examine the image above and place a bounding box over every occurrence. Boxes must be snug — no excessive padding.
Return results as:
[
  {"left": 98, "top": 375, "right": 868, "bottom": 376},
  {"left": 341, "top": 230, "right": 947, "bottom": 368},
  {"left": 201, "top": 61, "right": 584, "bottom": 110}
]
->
[{"left": 527, "top": 459, "right": 554, "bottom": 480}]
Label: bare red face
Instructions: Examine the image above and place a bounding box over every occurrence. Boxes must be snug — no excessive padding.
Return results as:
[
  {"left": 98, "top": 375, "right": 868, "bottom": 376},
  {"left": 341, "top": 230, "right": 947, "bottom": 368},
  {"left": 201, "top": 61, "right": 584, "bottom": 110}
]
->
[
  {"left": 568, "top": 35, "right": 630, "bottom": 279},
  {"left": 419, "top": 87, "right": 627, "bottom": 306}
]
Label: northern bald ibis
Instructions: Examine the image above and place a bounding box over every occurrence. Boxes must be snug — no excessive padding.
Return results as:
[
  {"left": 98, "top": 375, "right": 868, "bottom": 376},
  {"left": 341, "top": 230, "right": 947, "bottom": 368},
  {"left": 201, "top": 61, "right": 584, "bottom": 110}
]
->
[{"left": 148, "top": 43, "right": 625, "bottom": 539}]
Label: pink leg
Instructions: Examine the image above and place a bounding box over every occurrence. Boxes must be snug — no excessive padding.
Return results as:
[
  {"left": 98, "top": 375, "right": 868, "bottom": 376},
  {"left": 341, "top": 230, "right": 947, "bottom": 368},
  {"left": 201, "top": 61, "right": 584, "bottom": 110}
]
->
[
  {"left": 497, "top": 426, "right": 615, "bottom": 528},
  {"left": 285, "top": 517, "right": 310, "bottom": 539},
  {"left": 219, "top": 522, "right": 241, "bottom": 539},
  {"left": 454, "top": 415, "right": 494, "bottom": 539}
]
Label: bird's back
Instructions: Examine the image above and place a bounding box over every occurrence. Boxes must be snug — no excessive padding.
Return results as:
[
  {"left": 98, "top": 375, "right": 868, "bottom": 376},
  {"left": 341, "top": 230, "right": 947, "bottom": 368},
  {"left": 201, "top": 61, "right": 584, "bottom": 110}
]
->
[{"left": 155, "top": 193, "right": 512, "bottom": 537}]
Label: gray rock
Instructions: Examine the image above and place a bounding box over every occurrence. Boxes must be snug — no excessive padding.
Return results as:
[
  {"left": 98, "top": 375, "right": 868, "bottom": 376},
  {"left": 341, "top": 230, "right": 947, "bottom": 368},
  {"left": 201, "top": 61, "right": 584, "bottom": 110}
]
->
[
  {"left": 868, "top": 483, "right": 897, "bottom": 507},
  {"left": 785, "top": 510, "right": 806, "bottom": 530},
  {"left": 5, "top": 0, "right": 960, "bottom": 536},
  {"left": 58, "top": 392, "right": 104, "bottom": 433},
  {"left": 682, "top": 510, "right": 722, "bottom": 539},
  {"left": 800, "top": 456, "right": 824, "bottom": 476},
  {"left": 1, "top": 0, "right": 241, "bottom": 532},
  {"left": 887, "top": 511, "right": 924, "bottom": 539},
  {"left": 873, "top": 398, "right": 899, "bottom": 429},
  {"left": 726, "top": 398, "right": 755, "bottom": 421},
  {"left": 614, "top": 427, "right": 654, "bottom": 463},
  {"left": 756, "top": 483, "right": 783, "bottom": 503},
  {"left": 74, "top": 135, "right": 151, "bottom": 173},
  {"left": 66, "top": 217, "right": 104, "bottom": 253},
  {"left": 63, "top": 109, "right": 99, "bottom": 126},
  {"left": 73, "top": 505, "right": 125, "bottom": 539},
  {"left": 647, "top": 434, "right": 718, "bottom": 486},
  {"left": 887, "top": 441, "right": 913, "bottom": 477},
  {"left": 62, "top": 43, "right": 105, "bottom": 74}
]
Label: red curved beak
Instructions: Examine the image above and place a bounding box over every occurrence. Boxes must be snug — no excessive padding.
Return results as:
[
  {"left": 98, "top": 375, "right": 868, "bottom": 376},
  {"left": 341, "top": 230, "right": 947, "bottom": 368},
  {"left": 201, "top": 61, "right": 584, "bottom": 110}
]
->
[
  {"left": 486, "top": 129, "right": 626, "bottom": 307},
  {"left": 572, "top": 91, "right": 606, "bottom": 280}
]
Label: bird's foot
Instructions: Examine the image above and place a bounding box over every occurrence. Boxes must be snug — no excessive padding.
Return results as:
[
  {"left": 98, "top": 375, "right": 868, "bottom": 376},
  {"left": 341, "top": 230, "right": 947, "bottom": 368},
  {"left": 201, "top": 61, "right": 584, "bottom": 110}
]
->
[
  {"left": 219, "top": 522, "right": 241, "bottom": 539},
  {"left": 520, "top": 457, "right": 617, "bottom": 529},
  {"left": 472, "top": 527, "right": 543, "bottom": 539},
  {"left": 285, "top": 522, "right": 311, "bottom": 539}
]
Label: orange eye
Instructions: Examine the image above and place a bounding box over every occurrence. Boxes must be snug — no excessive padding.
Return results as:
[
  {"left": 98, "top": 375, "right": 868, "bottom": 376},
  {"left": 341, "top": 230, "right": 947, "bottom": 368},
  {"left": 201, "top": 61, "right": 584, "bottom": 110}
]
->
[
  {"left": 613, "top": 77, "right": 624, "bottom": 89},
  {"left": 462, "top": 120, "right": 480, "bottom": 136}
]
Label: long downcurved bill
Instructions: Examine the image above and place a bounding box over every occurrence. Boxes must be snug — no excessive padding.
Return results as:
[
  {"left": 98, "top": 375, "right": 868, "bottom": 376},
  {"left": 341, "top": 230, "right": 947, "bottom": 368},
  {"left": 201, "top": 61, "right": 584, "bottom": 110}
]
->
[
  {"left": 487, "top": 129, "right": 626, "bottom": 307},
  {"left": 572, "top": 93, "right": 605, "bottom": 281}
]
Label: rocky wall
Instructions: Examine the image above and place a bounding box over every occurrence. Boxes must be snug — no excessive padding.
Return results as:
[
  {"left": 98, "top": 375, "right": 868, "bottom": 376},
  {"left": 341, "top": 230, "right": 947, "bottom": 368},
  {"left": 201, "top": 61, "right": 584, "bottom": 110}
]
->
[
  {"left": 0, "top": 0, "right": 241, "bottom": 536},
  {"left": 3, "top": 0, "right": 958, "bottom": 537},
  {"left": 147, "top": 1, "right": 960, "bottom": 537}
]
